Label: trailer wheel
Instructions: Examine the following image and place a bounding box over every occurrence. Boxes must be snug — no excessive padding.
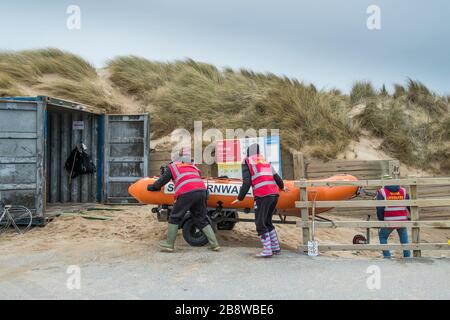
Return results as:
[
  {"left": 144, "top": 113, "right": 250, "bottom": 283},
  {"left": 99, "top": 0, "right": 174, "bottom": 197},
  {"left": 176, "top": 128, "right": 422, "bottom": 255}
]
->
[
  {"left": 217, "top": 221, "right": 236, "bottom": 230},
  {"left": 216, "top": 211, "right": 238, "bottom": 230},
  {"left": 182, "top": 218, "right": 209, "bottom": 247}
]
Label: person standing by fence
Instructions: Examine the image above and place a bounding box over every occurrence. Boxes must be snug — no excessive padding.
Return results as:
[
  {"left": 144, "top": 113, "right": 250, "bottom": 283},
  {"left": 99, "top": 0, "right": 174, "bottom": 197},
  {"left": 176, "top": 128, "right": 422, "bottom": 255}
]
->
[{"left": 376, "top": 175, "right": 411, "bottom": 258}]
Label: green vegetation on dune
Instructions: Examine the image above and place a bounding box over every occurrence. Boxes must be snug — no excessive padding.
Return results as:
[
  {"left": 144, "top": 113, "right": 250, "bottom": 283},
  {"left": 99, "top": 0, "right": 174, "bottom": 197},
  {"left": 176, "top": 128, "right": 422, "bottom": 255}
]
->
[
  {"left": 1, "top": 48, "right": 449, "bottom": 172},
  {"left": 353, "top": 80, "right": 450, "bottom": 172},
  {"left": 0, "top": 48, "right": 96, "bottom": 83},
  {"left": 0, "top": 48, "right": 120, "bottom": 111},
  {"left": 107, "top": 56, "right": 357, "bottom": 159},
  {"left": 108, "top": 57, "right": 450, "bottom": 172},
  {"left": 350, "top": 81, "right": 376, "bottom": 104}
]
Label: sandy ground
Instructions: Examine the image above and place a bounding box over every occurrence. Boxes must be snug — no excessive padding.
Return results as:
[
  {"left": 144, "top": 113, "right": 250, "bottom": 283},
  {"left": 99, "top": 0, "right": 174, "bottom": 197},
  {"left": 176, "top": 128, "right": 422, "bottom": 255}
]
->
[
  {"left": 0, "top": 205, "right": 448, "bottom": 260},
  {"left": 1, "top": 205, "right": 449, "bottom": 299}
]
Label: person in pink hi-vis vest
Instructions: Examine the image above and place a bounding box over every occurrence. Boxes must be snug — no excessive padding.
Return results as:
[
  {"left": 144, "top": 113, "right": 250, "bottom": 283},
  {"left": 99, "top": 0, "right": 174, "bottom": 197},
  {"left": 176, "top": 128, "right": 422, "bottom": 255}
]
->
[
  {"left": 376, "top": 175, "right": 411, "bottom": 258},
  {"left": 147, "top": 151, "right": 220, "bottom": 252},
  {"left": 233, "top": 144, "right": 285, "bottom": 258}
]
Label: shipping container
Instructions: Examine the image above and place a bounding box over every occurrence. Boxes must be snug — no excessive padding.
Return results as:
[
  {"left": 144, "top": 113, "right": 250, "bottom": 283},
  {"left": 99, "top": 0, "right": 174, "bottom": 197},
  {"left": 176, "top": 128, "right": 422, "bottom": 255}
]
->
[{"left": 0, "top": 96, "right": 149, "bottom": 224}]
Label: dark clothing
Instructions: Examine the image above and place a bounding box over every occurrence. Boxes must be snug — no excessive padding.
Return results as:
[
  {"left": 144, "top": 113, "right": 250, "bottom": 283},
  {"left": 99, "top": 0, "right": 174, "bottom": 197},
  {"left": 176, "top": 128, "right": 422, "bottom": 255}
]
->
[
  {"left": 169, "top": 190, "right": 209, "bottom": 229},
  {"left": 254, "top": 195, "right": 279, "bottom": 235},
  {"left": 376, "top": 185, "right": 410, "bottom": 221},
  {"left": 237, "top": 157, "right": 282, "bottom": 235},
  {"left": 147, "top": 165, "right": 172, "bottom": 191},
  {"left": 64, "top": 147, "right": 96, "bottom": 178},
  {"left": 147, "top": 163, "right": 210, "bottom": 229},
  {"left": 237, "top": 162, "right": 284, "bottom": 201}
]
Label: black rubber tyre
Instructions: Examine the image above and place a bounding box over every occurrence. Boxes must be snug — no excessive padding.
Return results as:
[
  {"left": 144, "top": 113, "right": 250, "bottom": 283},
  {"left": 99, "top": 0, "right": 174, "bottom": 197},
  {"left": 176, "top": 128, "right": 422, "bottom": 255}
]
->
[
  {"left": 182, "top": 218, "right": 209, "bottom": 247},
  {"left": 215, "top": 210, "right": 238, "bottom": 231},
  {"left": 217, "top": 221, "right": 236, "bottom": 231},
  {"left": 216, "top": 213, "right": 237, "bottom": 231}
]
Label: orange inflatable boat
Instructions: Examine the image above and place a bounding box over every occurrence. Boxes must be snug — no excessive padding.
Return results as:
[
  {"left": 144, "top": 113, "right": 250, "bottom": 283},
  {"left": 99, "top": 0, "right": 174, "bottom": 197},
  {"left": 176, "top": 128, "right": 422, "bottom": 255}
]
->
[
  {"left": 128, "top": 174, "right": 358, "bottom": 217},
  {"left": 128, "top": 174, "right": 358, "bottom": 246}
]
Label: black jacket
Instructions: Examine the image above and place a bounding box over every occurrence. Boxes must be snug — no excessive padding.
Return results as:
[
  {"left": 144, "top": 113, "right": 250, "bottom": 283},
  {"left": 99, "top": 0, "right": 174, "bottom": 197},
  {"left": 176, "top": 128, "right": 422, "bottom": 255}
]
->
[
  {"left": 147, "top": 165, "right": 173, "bottom": 191},
  {"left": 147, "top": 163, "right": 207, "bottom": 197},
  {"left": 237, "top": 161, "right": 284, "bottom": 201}
]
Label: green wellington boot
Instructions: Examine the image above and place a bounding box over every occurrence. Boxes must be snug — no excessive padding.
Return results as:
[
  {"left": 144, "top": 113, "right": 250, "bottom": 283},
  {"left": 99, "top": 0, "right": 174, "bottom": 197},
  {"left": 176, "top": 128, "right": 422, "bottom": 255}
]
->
[
  {"left": 201, "top": 225, "right": 221, "bottom": 251},
  {"left": 159, "top": 223, "right": 179, "bottom": 252}
]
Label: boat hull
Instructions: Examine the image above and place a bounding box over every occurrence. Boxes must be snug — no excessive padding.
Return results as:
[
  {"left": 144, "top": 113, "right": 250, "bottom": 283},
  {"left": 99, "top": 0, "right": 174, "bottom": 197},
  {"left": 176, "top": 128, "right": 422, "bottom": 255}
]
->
[{"left": 128, "top": 174, "right": 359, "bottom": 217}]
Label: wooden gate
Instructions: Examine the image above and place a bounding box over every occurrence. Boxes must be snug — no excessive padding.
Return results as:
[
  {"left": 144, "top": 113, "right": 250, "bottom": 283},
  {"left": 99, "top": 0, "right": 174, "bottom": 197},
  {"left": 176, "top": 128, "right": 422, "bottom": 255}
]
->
[{"left": 295, "top": 177, "right": 450, "bottom": 257}]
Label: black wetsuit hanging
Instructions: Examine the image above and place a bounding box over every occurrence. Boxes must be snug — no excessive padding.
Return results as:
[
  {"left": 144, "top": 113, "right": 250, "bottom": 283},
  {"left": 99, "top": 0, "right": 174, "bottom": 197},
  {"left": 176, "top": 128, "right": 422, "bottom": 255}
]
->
[{"left": 64, "top": 143, "right": 96, "bottom": 178}]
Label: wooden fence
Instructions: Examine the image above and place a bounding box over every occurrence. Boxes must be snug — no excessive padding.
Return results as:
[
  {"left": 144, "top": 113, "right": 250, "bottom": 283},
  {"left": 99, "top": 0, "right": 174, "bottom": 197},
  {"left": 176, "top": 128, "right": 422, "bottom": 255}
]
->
[
  {"left": 295, "top": 177, "right": 450, "bottom": 257},
  {"left": 292, "top": 152, "right": 400, "bottom": 180},
  {"left": 150, "top": 150, "right": 400, "bottom": 182}
]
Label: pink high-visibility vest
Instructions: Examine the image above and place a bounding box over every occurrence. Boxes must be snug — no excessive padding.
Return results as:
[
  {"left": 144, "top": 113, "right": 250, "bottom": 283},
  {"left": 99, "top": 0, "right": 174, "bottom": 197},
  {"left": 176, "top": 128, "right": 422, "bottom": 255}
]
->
[
  {"left": 168, "top": 162, "right": 206, "bottom": 198},
  {"left": 379, "top": 187, "right": 409, "bottom": 221},
  {"left": 245, "top": 154, "right": 279, "bottom": 198}
]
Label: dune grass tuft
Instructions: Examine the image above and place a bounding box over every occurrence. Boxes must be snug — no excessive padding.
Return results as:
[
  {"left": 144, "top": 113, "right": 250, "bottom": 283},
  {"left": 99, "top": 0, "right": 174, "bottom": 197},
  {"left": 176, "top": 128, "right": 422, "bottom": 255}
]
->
[
  {"left": 356, "top": 90, "right": 450, "bottom": 172},
  {"left": 0, "top": 48, "right": 96, "bottom": 83},
  {"left": 0, "top": 48, "right": 118, "bottom": 111},
  {"left": 350, "top": 81, "right": 376, "bottom": 104}
]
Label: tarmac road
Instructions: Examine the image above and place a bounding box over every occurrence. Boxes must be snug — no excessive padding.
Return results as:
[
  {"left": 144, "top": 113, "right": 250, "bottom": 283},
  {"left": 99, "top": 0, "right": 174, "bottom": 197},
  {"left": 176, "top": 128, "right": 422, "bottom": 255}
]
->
[{"left": 0, "top": 243, "right": 449, "bottom": 300}]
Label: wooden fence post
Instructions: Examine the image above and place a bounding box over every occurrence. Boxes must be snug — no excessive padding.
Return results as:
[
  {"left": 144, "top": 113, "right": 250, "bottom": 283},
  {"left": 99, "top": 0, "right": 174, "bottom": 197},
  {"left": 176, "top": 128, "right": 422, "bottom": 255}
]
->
[
  {"left": 300, "top": 183, "right": 310, "bottom": 253},
  {"left": 389, "top": 160, "right": 401, "bottom": 178},
  {"left": 409, "top": 184, "right": 421, "bottom": 257},
  {"left": 293, "top": 152, "right": 306, "bottom": 179}
]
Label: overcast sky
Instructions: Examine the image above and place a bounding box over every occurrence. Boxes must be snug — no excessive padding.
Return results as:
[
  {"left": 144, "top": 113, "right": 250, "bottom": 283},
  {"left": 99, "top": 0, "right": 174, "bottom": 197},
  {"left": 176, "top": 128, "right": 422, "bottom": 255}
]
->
[{"left": 1, "top": 0, "right": 449, "bottom": 94}]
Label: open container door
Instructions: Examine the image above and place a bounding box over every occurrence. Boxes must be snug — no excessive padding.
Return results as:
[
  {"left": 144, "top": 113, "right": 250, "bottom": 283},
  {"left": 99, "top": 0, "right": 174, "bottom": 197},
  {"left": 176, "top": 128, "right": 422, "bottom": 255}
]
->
[
  {"left": 103, "top": 114, "right": 149, "bottom": 204},
  {"left": 0, "top": 98, "right": 45, "bottom": 223}
]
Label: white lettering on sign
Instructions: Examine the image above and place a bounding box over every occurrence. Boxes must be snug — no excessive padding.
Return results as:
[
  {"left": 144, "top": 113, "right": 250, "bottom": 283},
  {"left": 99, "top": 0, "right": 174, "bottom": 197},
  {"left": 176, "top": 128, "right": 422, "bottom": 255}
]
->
[
  {"left": 72, "top": 121, "right": 84, "bottom": 130},
  {"left": 164, "top": 181, "right": 252, "bottom": 197}
]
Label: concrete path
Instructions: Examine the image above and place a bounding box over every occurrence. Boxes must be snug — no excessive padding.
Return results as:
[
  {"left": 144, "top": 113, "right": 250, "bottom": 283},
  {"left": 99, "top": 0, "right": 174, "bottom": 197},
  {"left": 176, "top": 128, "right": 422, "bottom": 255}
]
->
[{"left": 1, "top": 245, "right": 448, "bottom": 299}]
